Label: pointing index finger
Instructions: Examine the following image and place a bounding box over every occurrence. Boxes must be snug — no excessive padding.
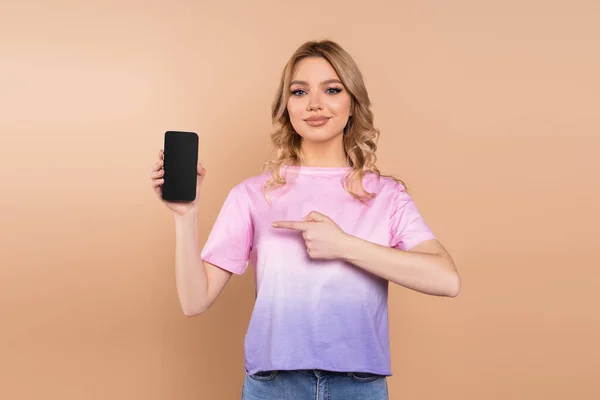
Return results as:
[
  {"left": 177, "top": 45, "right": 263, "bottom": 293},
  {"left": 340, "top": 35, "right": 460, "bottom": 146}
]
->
[{"left": 271, "top": 221, "right": 310, "bottom": 230}]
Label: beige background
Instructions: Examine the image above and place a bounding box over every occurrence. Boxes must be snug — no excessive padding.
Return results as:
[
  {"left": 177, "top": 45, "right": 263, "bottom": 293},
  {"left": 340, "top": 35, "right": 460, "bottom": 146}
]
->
[{"left": 1, "top": 0, "right": 599, "bottom": 399}]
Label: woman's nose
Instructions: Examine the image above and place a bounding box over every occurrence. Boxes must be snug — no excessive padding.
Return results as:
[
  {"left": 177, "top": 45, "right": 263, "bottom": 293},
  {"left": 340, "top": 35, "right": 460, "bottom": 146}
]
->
[{"left": 306, "top": 94, "right": 323, "bottom": 111}]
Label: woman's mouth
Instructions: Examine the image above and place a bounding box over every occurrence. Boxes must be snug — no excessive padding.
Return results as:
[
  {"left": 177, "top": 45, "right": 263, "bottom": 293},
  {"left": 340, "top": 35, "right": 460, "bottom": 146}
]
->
[{"left": 304, "top": 116, "right": 331, "bottom": 127}]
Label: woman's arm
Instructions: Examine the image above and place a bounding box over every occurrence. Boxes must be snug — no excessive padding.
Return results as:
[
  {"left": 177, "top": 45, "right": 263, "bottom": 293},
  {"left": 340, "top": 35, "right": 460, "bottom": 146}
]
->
[
  {"left": 174, "top": 209, "right": 232, "bottom": 316},
  {"left": 273, "top": 211, "right": 460, "bottom": 297},
  {"left": 341, "top": 236, "right": 460, "bottom": 297}
]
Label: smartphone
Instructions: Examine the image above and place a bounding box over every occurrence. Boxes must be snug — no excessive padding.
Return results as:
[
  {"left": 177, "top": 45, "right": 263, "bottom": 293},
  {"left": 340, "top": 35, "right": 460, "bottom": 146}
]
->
[{"left": 161, "top": 130, "right": 199, "bottom": 202}]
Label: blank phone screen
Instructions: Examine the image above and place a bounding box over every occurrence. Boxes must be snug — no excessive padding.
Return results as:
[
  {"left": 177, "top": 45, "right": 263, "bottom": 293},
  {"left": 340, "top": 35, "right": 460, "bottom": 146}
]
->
[{"left": 161, "top": 131, "right": 199, "bottom": 202}]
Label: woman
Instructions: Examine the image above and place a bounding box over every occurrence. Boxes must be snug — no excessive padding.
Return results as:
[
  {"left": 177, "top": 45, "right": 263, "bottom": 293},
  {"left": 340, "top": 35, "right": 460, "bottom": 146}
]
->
[{"left": 151, "top": 39, "right": 460, "bottom": 400}]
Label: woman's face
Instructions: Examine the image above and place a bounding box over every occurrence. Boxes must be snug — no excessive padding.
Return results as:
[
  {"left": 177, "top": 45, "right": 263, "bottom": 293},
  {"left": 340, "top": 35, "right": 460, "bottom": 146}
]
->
[{"left": 287, "top": 57, "right": 352, "bottom": 144}]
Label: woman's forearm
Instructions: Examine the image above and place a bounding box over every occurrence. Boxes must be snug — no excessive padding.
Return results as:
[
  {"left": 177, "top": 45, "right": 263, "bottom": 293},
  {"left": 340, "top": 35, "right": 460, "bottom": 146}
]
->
[
  {"left": 341, "top": 236, "right": 460, "bottom": 297},
  {"left": 174, "top": 209, "right": 210, "bottom": 315}
]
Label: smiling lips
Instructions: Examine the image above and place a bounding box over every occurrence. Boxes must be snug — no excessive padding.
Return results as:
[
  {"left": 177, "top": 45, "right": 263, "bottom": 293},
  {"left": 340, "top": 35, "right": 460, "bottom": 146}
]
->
[{"left": 304, "top": 115, "right": 331, "bottom": 127}]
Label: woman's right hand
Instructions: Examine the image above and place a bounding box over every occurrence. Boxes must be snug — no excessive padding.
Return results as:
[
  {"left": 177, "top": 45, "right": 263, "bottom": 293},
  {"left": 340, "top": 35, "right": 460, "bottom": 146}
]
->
[{"left": 151, "top": 149, "right": 207, "bottom": 216}]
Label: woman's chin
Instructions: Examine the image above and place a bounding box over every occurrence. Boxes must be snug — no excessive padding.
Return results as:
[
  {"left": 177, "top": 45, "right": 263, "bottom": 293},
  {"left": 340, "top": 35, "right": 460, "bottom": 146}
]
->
[{"left": 297, "top": 130, "right": 344, "bottom": 143}]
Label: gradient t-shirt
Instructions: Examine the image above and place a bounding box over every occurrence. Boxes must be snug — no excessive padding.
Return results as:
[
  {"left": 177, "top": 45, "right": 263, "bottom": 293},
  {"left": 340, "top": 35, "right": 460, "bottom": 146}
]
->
[{"left": 200, "top": 166, "right": 436, "bottom": 376}]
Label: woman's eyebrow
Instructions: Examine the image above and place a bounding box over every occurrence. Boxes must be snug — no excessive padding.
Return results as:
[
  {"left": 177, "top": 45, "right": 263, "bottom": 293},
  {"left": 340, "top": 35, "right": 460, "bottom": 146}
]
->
[{"left": 290, "top": 79, "right": 342, "bottom": 87}]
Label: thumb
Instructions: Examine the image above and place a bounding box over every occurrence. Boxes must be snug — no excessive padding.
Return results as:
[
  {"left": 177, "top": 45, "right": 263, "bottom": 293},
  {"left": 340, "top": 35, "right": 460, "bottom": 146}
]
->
[
  {"left": 196, "top": 162, "right": 207, "bottom": 190},
  {"left": 304, "top": 211, "right": 330, "bottom": 223},
  {"left": 197, "top": 162, "right": 207, "bottom": 177}
]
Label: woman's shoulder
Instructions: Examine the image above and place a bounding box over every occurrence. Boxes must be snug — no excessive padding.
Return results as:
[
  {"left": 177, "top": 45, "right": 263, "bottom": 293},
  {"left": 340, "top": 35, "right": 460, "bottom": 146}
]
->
[
  {"left": 227, "top": 171, "right": 270, "bottom": 196},
  {"left": 363, "top": 172, "right": 408, "bottom": 195}
]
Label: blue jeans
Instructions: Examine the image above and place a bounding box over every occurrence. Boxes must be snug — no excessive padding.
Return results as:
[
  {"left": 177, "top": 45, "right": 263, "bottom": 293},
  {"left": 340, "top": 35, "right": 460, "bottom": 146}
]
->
[{"left": 241, "top": 369, "right": 388, "bottom": 400}]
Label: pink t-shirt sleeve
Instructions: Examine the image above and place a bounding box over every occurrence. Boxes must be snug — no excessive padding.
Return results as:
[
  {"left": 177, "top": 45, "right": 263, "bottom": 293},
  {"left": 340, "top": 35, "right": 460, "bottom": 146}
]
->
[
  {"left": 389, "top": 183, "right": 437, "bottom": 251},
  {"left": 200, "top": 183, "right": 254, "bottom": 275}
]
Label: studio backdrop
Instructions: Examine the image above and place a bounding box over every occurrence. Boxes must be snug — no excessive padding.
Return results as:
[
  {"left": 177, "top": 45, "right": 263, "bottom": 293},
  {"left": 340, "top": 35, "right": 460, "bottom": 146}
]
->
[{"left": 1, "top": 1, "right": 598, "bottom": 399}]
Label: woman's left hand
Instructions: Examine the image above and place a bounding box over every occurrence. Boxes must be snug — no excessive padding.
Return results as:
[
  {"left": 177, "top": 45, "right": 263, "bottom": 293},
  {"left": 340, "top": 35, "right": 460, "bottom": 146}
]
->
[{"left": 272, "top": 211, "right": 352, "bottom": 260}]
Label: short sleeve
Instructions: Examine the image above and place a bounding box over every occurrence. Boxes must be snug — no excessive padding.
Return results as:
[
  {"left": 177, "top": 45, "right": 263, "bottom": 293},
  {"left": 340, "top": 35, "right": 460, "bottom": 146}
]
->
[
  {"left": 200, "top": 183, "right": 254, "bottom": 275},
  {"left": 389, "top": 183, "right": 437, "bottom": 251}
]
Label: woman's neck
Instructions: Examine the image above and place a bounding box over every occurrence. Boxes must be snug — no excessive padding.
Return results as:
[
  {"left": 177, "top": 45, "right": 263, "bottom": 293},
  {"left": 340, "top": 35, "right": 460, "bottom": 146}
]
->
[{"left": 299, "top": 136, "right": 349, "bottom": 168}]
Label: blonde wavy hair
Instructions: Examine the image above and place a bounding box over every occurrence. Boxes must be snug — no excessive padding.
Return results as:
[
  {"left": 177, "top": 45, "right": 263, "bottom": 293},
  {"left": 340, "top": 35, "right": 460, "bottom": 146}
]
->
[{"left": 262, "top": 39, "right": 406, "bottom": 203}]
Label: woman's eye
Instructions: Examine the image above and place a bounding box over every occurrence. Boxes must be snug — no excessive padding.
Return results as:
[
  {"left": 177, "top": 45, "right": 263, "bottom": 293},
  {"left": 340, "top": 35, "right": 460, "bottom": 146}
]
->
[{"left": 291, "top": 88, "right": 342, "bottom": 96}]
